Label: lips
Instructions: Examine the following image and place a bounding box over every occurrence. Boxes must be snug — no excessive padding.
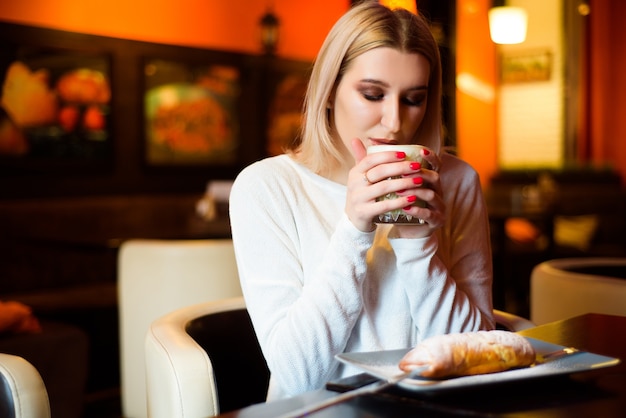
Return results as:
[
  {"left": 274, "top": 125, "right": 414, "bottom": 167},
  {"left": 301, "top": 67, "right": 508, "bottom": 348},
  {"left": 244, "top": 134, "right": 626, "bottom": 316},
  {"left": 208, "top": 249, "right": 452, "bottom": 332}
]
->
[{"left": 369, "top": 138, "right": 399, "bottom": 146}]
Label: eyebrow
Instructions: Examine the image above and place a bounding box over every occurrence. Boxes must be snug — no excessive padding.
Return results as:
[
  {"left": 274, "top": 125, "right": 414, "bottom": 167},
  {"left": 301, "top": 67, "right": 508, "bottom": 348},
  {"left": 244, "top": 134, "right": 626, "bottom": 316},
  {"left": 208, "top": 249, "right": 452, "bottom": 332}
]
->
[{"left": 360, "top": 78, "right": 428, "bottom": 91}]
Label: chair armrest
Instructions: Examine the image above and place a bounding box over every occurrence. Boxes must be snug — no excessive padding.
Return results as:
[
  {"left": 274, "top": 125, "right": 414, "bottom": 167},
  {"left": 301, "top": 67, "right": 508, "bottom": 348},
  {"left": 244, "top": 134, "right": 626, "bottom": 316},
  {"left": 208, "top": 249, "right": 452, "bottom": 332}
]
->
[
  {"left": 493, "top": 309, "right": 535, "bottom": 331},
  {"left": 0, "top": 353, "right": 51, "bottom": 418}
]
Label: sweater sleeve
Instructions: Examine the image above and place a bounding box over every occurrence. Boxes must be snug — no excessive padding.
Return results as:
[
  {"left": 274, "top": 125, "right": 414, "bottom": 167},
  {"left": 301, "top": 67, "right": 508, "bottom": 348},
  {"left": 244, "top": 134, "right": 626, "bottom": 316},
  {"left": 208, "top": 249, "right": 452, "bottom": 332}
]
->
[
  {"left": 229, "top": 160, "right": 375, "bottom": 398},
  {"left": 388, "top": 156, "right": 494, "bottom": 337}
]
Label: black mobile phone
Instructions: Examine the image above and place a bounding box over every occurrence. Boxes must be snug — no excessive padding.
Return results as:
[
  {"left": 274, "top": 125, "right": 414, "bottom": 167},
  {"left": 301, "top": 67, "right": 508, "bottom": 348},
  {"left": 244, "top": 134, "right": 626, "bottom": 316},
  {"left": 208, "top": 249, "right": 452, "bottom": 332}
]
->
[{"left": 325, "top": 372, "right": 380, "bottom": 393}]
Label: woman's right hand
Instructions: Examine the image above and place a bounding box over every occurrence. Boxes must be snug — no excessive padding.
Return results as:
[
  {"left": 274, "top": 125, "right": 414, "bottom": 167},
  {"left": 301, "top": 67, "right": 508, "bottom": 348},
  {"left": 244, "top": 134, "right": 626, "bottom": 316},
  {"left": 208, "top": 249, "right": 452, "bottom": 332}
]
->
[{"left": 346, "top": 138, "right": 424, "bottom": 232}]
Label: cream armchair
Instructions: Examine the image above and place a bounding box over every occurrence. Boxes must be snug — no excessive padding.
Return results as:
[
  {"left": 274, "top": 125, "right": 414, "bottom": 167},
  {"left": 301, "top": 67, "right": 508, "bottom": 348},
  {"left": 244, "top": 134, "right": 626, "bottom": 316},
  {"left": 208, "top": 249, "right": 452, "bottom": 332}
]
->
[
  {"left": 144, "top": 296, "right": 269, "bottom": 418},
  {"left": 493, "top": 309, "right": 535, "bottom": 331},
  {"left": 531, "top": 257, "right": 626, "bottom": 325},
  {"left": 0, "top": 353, "right": 51, "bottom": 418},
  {"left": 118, "top": 239, "right": 243, "bottom": 418}
]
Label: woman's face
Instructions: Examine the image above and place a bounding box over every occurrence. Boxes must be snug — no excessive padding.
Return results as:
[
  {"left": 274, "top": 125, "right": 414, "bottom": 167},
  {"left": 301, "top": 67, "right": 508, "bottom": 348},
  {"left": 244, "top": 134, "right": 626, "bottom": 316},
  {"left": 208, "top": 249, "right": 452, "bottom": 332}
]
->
[{"left": 330, "top": 47, "right": 430, "bottom": 165}]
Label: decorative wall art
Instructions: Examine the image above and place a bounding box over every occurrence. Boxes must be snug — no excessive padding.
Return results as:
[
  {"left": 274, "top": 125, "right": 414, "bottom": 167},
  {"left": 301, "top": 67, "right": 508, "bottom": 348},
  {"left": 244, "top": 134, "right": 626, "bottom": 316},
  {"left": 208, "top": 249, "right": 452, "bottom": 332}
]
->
[
  {"left": 143, "top": 59, "right": 242, "bottom": 167},
  {"left": 500, "top": 50, "right": 552, "bottom": 84},
  {"left": 263, "top": 60, "right": 311, "bottom": 156},
  {"left": 0, "top": 21, "right": 311, "bottom": 198},
  {"left": 0, "top": 43, "right": 112, "bottom": 168}
]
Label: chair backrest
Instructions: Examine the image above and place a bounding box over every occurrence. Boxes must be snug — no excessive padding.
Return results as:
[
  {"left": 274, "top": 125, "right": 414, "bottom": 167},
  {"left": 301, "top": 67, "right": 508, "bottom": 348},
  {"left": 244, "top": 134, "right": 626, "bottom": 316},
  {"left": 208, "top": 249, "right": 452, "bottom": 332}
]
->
[
  {"left": 530, "top": 257, "right": 626, "bottom": 325},
  {"left": 145, "top": 296, "right": 269, "bottom": 418},
  {"left": 118, "top": 239, "right": 243, "bottom": 418},
  {"left": 0, "top": 353, "right": 51, "bottom": 418}
]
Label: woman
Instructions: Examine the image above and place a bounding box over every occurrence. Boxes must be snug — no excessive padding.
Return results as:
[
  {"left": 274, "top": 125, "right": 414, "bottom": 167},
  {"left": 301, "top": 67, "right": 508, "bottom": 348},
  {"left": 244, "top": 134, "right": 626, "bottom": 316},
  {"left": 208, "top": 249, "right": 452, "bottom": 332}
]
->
[{"left": 230, "top": 2, "right": 494, "bottom": 400}]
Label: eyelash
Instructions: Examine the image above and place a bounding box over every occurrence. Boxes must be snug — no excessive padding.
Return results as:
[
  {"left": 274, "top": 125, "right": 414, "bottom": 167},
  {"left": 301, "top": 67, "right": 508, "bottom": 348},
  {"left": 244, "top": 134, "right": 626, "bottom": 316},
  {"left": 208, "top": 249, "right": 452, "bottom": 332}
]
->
[{"left": 362, "top": 92, "right": 425, "bottom": 107}]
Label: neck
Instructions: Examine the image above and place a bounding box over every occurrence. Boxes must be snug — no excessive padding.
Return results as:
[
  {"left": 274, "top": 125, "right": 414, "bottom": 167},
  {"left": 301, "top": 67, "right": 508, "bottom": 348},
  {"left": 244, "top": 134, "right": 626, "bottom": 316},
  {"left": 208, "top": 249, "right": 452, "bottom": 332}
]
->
[
  {"left": 291, "top": 150, "right": 350, "bottom": 185},
  {"left": 325, "top": 167, "right": 349, "bottom": 185}
]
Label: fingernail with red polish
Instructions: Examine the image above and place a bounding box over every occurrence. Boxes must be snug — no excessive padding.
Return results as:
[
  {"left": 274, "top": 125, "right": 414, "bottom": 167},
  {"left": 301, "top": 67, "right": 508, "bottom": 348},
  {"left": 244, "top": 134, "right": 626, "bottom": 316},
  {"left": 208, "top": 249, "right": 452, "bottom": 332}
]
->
[
  {"left": 396, "top": 151, "right": 406, "bottom": 159},
  {"left": 406, "top": 195, "right": 417, "bottom": 203},
  {"left": 397, "top": 189, "right": 406, "bottom": 194},
  {"left": 422, "top": 149, "right": 430, "bottom": 156},
  {"left": 412, "top": 177, "right": 423, "bottom": 185},
  {"left": 410, "top": 162, "right": 421, "bottom": 170}
]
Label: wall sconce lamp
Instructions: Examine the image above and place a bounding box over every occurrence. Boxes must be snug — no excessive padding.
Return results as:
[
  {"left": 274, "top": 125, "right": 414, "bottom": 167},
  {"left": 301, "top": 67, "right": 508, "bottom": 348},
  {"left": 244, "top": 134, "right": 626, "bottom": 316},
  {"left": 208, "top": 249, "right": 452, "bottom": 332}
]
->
[
  {"left": 259, "top": 8, "right": 280, "bottom": 55},
  {"left": 488, "top": 2, "right": 528, "bottom": 44}
]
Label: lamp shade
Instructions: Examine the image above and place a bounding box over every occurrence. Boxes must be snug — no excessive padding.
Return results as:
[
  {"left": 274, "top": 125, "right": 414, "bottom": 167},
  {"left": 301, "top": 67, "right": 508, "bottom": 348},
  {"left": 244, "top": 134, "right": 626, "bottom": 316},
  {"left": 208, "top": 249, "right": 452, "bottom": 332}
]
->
[{"left": 488, "top": 6, "right": 528, "bottom": 44}]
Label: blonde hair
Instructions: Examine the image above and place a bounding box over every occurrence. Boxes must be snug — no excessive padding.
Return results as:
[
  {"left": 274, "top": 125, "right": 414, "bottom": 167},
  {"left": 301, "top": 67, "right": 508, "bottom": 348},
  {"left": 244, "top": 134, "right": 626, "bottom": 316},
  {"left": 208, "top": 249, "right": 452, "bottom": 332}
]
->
[{"left": 290, "top": 1, "right": 443, "bottom": 176}]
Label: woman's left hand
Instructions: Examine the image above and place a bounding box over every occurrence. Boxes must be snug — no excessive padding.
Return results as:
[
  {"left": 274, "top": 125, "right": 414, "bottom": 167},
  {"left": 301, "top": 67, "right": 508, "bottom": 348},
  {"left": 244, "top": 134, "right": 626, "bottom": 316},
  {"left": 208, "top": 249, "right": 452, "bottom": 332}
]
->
[{"left": 394, "top": 146, "right": 445, "bottom": 238}]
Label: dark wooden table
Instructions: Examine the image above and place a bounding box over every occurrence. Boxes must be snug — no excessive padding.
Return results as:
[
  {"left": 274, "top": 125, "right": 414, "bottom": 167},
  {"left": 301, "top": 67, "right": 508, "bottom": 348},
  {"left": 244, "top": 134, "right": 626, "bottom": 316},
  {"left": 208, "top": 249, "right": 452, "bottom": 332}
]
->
[{"left": 217, "top": 313, "right": 626, "bottom": 417}]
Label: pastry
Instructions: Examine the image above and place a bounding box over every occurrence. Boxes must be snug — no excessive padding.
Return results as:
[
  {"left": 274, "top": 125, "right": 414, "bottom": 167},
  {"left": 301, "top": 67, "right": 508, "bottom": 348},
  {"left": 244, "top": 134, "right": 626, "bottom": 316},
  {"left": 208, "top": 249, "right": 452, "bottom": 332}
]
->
[{"left": 399, "top": 330, "right": 536, "bottom": 378}]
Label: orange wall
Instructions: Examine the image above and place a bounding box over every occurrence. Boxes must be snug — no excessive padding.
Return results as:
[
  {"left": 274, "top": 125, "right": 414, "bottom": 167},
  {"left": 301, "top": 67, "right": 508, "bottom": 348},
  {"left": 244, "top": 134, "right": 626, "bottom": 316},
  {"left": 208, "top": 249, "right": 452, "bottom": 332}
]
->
[
  {"left": 0, "top": 0, "right": 349, "bottom": 61},
  {"left": 455, "top": 0, "right": 498, "bottom": 187}
]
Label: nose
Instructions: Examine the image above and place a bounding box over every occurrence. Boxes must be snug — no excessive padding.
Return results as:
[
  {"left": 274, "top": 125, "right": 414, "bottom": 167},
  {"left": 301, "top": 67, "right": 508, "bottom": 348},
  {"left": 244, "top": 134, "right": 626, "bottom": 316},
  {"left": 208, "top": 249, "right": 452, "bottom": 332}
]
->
[{"left": 381, "top": 99, "right": 401, "bottom": 133}]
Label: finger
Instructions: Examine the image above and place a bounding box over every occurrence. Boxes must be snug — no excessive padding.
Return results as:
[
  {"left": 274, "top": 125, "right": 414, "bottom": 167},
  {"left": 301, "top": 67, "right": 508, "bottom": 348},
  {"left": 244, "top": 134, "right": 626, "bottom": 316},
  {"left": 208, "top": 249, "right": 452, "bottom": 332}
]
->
[
  {"left": 403, "top": 197, "right": 446, "bottom": 229},
  {"left": 351, "top": 138, "right": 367, "bottom": 164},
  {"left": 419, "top": 170, "right": 442, "bottom": 194},
  {"left": 420, "top": 148, "right": 441, "bottom": 172}
]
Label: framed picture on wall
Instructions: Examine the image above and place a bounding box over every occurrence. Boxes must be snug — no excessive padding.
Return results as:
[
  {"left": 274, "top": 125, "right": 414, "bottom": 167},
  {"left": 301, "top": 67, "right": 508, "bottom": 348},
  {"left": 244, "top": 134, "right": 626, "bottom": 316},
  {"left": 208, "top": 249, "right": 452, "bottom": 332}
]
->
[
  {"left": 0, "top": 34, "right": 113, "bottom": 170},
  {"left": 143, "top": 57, "right": 243, "bottom": 167},
  {"left": 261, "top": 58, "right": 311, "bottom": 156},
  {"left": 500, "top": 50, "right": 552, "bottom": 84}
]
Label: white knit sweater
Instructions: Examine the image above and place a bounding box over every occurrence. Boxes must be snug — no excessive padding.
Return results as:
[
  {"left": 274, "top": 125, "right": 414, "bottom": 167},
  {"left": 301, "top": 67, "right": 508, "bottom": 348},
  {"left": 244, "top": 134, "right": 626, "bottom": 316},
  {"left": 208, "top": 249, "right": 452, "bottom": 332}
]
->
[{"left": 229, "top": 152, "right": 494, "bottom": 400}]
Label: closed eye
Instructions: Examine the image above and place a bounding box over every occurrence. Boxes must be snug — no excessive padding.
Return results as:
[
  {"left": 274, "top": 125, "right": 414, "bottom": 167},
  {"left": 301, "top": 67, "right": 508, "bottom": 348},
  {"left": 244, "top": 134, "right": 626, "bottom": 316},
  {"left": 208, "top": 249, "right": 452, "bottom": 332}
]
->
[
  {"left": 363, "top": 92, "right": 384, "bottom": 101},
  {"left": 362, "top": 92, "right": 427, "bottom": 107},
  {"left": 403, "top": 94, "right": 427, "bottom": 107}
]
